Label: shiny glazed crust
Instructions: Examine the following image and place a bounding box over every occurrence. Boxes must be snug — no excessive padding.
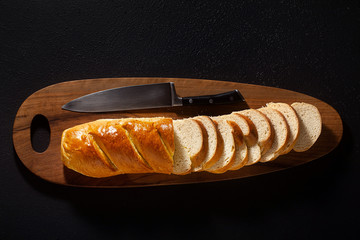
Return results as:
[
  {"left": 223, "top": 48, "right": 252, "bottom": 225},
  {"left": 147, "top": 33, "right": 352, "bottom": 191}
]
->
[{"left": 61, "top": 118, "right": 174, "bottom": 177}]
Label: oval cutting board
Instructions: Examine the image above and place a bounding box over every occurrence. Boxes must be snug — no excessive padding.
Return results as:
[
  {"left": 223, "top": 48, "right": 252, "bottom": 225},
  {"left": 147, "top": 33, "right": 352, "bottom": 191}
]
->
[{"left": 13, "top": 78, "right": 343, "bottom": 187}]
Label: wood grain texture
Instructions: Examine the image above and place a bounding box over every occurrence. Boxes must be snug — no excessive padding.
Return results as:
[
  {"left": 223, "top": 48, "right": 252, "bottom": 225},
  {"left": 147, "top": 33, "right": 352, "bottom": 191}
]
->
[{"left": 12, "top": 78, "right": 343, "bottom": 187}]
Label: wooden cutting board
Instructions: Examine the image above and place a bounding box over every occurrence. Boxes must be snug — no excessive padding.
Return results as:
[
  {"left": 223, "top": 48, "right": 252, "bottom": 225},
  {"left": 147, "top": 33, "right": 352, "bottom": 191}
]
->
[{"left": 12, "top": 78, "right": 343, "bottom": 187}]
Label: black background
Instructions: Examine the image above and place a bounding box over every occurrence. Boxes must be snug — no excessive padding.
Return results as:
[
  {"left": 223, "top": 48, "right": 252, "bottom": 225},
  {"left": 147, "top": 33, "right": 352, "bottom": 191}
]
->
[{"left": 1, "top": 1, "right": 359, "bottom": 239}]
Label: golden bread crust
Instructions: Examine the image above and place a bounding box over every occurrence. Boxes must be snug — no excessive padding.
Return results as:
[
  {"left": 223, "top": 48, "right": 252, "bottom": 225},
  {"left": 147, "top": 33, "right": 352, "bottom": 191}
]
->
[
  {"left": 61, "top": 118, "right": 174, "bottom": 177},
  {"left": 153, "top": 119, "right": 175, "bottom": 158},
  {"left": 121, "top": 119, "right": 173, "bottom": 174},
  {"left": 61, "top": 124, "right": 120, "bottom": 178},
  {"left": 89, "top": 120, "right": 154, "bottom": 174}
]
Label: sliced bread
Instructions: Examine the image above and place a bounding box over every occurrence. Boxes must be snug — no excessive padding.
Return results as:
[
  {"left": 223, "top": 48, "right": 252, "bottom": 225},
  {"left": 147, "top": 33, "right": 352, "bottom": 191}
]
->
[
  {"left": 258, "top": 107, "right": 289, "bottom": 162},
  {"left": 172, "top": 119, "right": 204, "bottom": 174},
  {"left": 193, "top": 116, "right": 222, "bottom": 171},
  {"left": 232, "top": 113, "right": 258, "bottom": 146},
  {"left": 222, "top": 113, "right": 261, "bottom": 165},
  {"left": 226, "top": 120, "right": 248, "bottom": 170},
  {"left": 206, "top": 118, "right": 236, "bottom": 174},
  {"left": 236, "top": 109, "right": 274, "bottom": 155},
  {"left": 243, "top": 144, "right": 262, "bottom": 166},
  {"left": 266, "top": 102, "right": 299, "bottom": 154},
  {"left": 221, "top": 114, "right": 251, "bottom": 139},
  {"left": 291, "top": 102, "right": 322, "bottom": 152}
]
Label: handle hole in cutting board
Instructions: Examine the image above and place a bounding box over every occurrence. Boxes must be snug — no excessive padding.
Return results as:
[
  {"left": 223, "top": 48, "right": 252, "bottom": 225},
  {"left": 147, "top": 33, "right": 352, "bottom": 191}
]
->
[{"left": 31, "top": 114, "right": 50, "bottom": 153}]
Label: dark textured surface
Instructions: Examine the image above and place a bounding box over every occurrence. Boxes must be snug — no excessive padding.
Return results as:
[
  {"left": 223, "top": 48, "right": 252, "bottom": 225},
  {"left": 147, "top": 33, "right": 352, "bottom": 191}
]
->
[{"left": 1, "top": 1, "right": 359, "bottom": 239}]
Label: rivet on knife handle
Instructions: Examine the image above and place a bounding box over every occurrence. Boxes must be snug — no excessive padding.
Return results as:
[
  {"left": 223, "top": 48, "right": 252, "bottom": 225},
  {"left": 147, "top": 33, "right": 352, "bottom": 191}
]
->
[{"left": 181, "top": 90, "right": 244, "bottom": 106}]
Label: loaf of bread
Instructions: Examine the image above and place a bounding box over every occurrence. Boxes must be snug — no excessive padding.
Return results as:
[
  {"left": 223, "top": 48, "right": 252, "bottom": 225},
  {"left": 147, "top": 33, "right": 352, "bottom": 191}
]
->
[
  {"left": 61, "top": 118, "right": 174, "bottom": 177},
  {"left": 61, "top": 102, "right": 322, "bottom": 178}
]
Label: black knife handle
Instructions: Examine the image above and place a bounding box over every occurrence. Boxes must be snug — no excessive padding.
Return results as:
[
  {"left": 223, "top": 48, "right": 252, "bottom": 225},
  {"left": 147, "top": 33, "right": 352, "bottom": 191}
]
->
[{"left": 182, "top": 90, "right": 244, "bottom": 106}]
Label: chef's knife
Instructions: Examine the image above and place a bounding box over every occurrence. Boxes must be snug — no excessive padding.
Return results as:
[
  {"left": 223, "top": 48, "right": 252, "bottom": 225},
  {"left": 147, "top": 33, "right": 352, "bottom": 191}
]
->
[{"left": 62, "top": 82, "right": 244, "bottom": 113}]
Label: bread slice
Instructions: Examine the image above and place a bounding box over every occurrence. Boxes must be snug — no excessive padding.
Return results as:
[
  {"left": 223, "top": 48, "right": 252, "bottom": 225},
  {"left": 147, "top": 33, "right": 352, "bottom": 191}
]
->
[
  {"left": 291, "top": 102, "right": 322, "bottom": 152},
  {"left": 226, "top": 121, "right": 248, "bottom": 170},
  {"left": 245, "top": 144, "right": 262, "bottom": 166},
  {"left": 221, "top": 114, "right": 250, "bottom": 139},
  {"left": 193, "top": 116, "right": 222, "bottom": 171},
  {"left": 173, "top": 132, "right": 192, "bottom": 175},
  {"left": 266, "top": 102, "right": 299, "bottom": 154},
  {"left": 206, "top": 118, "right": 236, "bottom": 174},
  {"left": 236, "top": 109, "right": 273, "bottom": 155},
  {"left": 258, "top": 107, "right": 289, "bottom": 162},
  {"left": 222, "top": 113, "right": 261, "bottom": 165},
  {"left": 172, "top": 119, "right": 204, "bottom": 175},
  {"left": 221, "top": 114, "right": 249, "bottom": 169},
  {"left": 232, "top": 113, "right": 258, "bottom": 145}
]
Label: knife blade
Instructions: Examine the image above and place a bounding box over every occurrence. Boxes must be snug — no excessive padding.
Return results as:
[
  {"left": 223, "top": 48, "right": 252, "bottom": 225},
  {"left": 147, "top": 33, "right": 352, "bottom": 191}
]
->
[{"left": 62, "top": 82, "right": 244, "bottom": 113}]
